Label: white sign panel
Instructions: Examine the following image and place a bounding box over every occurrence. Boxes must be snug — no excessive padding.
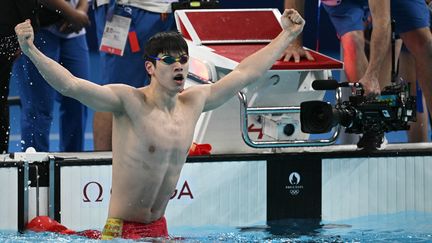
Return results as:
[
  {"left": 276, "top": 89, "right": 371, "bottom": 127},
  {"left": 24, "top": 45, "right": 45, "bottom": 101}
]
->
[
  {"left": 322, "top": 156, "right": 432, "bottom": 221},
  {"left": 59, "top": 161, "right": 267, "bottom": 231},
  {"left": 60, "top": 165, "right": 112, "bottom": 231},
  {"left": 166, "top": 161, "right": 267, "bottom": 227},
  {"left": 0, "top": 167, "right": 18, "bottom": 231}
]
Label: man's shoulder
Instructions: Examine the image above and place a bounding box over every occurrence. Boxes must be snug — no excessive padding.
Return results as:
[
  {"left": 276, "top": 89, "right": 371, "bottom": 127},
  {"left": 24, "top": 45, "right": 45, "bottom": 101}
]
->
[
  {"left": 105, "top": 83, "right": 144, "bottom": 100},
  {"left": 179, "top": 84, "right": 211, "bottom": 107},
  {"left": 180, "top": 84, "right": 210, "bottom": 96},
  {"left": 105, "top": 83, "right": 135, "bottom": 92}
]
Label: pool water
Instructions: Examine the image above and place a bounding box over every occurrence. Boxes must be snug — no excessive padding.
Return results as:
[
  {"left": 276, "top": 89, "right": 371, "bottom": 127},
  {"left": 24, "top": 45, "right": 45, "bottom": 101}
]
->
[{"left": 1, "top": 212, "right": 431, "bottom": 242}]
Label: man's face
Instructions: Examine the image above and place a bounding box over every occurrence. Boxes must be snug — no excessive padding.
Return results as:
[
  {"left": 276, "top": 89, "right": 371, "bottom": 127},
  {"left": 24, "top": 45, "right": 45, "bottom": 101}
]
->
[{"left": 150, "top": 52, "right": 189, "bottom": 93}]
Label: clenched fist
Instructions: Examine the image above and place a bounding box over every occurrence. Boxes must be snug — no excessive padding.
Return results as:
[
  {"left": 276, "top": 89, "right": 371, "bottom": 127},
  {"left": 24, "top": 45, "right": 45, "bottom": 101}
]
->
[
  {"left": 281, "top": 9, "right": 305, "bottom": 37},
  {"left": 15, "top": 20, "right": 35, "bottom": 56}
]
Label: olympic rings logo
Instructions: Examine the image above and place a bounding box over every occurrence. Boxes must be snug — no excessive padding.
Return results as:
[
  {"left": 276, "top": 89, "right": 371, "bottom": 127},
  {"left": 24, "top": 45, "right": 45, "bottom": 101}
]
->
[{"left": 290, "top": 189, "right": 300, "bottom": 195}]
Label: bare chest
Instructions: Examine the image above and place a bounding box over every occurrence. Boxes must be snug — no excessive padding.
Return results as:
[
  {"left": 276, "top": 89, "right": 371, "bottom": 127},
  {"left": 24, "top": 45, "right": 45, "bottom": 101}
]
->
[{"left": 126, "top": 107, "right": 199, "bottom": 155}]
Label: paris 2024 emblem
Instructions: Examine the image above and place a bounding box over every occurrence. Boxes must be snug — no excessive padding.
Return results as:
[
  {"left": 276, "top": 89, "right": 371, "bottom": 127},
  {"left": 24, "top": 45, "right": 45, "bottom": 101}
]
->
[{"left": 285, "top": 172, "right": 304, "bottom": 196}]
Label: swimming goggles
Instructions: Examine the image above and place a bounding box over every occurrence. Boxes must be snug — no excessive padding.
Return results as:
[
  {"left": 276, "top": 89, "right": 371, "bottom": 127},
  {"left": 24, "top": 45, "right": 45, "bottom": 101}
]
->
[{"left": 148, "top": 54, "right": 189, "bottom": 65}]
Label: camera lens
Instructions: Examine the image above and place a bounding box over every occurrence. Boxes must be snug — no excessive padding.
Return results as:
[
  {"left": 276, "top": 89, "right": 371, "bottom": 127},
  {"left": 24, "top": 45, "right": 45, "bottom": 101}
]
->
[
  {"left": 283, "top": 124, "right": 295, "bottom": 136},
  {"left": 300, "top": 101, "right": 334, "bottom": 133}
]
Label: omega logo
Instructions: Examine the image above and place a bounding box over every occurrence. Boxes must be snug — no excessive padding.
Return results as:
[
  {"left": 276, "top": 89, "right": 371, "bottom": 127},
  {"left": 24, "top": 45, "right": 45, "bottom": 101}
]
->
[
  {"left": 170, "top": 180, "right": 194, "bottom": 200},
  {"left": 82, "top": 180, "right": 194, "bottom": 203},
  {"left": 83, "top": 181, "right": 103, "bottom": 202}
]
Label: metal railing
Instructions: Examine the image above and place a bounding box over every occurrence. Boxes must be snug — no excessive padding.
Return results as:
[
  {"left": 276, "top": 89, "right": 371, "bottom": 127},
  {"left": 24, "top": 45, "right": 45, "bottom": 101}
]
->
[{"left": 238, "top": 90, "right": 341, "bottom": 148}]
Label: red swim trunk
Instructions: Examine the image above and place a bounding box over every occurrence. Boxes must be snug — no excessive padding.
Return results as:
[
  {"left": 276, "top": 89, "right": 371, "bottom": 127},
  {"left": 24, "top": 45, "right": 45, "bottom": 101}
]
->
[
  {"left": 26, "top": 216, "right": 168, "bottom": 240},
  {"left": 101, "top": 216, "right": 169, "bottom": 240}
]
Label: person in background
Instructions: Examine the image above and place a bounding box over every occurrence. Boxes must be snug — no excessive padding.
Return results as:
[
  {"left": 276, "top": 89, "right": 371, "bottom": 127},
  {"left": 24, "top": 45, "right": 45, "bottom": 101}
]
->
[
  {"left": 0, "top": 38, "right": 14, "bottom": 154},
  {"left": 92, "top": 0, "right": 178, "bottom": 151},
  {"left": 398, "top": 47, "right": 429, "bottom": 142},
  {"left": 15, "top": 9, "right": 305, "bottom": 239},
  {"left": 397, "top": 1, "right": 432, "bottom": 142},
  {"left": 0, "top": 0, "right": 40, "bottom": 154},
  {"left": 13, "top": 0, "right": 91, "bottom": 152},
  {"left": 284, "top": 0, "right": 432, "bottom": 145}
]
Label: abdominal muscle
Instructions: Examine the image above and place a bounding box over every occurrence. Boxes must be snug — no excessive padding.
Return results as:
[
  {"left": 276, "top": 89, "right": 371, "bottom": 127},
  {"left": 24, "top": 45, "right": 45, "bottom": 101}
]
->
[
  {"left": 106, "top": 117, "right": 191, "bottom": 224},
  {"left": 107, "top": 151, "right": 185, "bottom": 224}
]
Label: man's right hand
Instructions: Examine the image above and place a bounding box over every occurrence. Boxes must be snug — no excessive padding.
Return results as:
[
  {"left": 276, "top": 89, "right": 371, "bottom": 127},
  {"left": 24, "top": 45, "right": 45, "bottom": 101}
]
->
[
  {"left": 15, "top": 20, "right": 35, "bottom": 56},
  {"left": 64, "top": 9, "right": 90, "bottom": 32},
  {"left": 358, "top": 73, "right": 381, "bottom": 98}
]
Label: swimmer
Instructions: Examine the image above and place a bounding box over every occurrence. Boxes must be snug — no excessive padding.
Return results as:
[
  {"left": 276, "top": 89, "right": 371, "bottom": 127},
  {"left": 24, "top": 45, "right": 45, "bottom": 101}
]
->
[{"left": 15, "top": 9, "right": 305, "bottom": 239}]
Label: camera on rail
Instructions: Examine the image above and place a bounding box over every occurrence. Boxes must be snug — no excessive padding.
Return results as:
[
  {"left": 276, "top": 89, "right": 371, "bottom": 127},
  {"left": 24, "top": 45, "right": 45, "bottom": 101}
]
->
[{"left": 300, "top": 79, "right": 416, "bottom": 149}]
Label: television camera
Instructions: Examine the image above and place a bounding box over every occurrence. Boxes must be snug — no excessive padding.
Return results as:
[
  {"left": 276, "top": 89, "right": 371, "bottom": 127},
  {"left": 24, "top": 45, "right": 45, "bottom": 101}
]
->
[{"left": 300, "top": 79, "right": 416, "bottom": 150}]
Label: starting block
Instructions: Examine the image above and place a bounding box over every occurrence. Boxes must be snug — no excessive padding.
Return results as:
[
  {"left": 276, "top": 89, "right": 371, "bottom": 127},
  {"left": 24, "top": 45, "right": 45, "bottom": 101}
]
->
[{"left": 175, "top": 9, "right": 343, "bottom": 154}]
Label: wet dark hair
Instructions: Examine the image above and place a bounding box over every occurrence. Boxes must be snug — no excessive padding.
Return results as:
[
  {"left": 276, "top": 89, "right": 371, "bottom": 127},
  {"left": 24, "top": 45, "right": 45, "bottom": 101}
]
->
[{"left": 143, "top": 31, "right": 188, "bottom": 66}]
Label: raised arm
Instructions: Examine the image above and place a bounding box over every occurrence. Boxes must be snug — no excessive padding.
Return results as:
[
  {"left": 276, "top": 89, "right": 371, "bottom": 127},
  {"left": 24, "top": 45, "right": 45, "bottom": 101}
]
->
[
  {"left": 202, "top": 9, "right": 305, "bottom": 111},
  {"left": 358, "top": 0, "right": 391, "bottom": 95},
  {"left": 15, "top": 20, "right": 123, "bottom": 112}
]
